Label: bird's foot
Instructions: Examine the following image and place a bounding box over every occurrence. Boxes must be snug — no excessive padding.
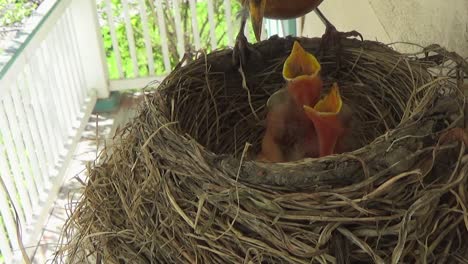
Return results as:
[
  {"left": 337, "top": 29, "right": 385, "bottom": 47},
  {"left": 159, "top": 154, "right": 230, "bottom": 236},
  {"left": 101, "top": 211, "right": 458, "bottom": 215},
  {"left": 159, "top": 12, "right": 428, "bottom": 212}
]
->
[
  {"left": 317, "top": 25, "right": 363, "bottom": 72},
  {"left": 232, "top": 33, "right": 262, "bottom": 68}
]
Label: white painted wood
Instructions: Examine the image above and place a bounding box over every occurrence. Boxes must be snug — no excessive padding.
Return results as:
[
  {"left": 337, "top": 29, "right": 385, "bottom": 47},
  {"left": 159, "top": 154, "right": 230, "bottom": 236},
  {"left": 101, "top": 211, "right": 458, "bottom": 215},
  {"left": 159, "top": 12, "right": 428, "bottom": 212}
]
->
[
  {"left": 278, "top": 20, "right": 284, "bottom": 36},
  {"left": 38, "top": 43, "right": 65, "bottom": 165},
  {"left": 23, "top": 95, "right": 98, "bottom": 260},
  {"left": 120, "top": 0, "right": 140, "bottom": 78},
  {"left": 11, "top": 77, "right": 44, "bottom": 198},
  {"left": 69, "top": 0, "right": 110, "bottom": 98},
  {"left": 281, "top": 20, "right": 287, "bottom": 36},
  {"left": 0, "top": 158, "right": 23, "bottom": 261},
  {"left": 261, "top": 18, "right": 267, "bottom": 40},
  {"left": 0, "top": 100, "right": 33, "bottom": 224},
  {"left": 3, "top": 95, "right": 40, "bottom": 216},
  {"left": 223, "top": 0, "right": 234, "bottom": 46},
  {"left": 154, "top": 0, "right": 171, "bottom": 73},
  {"left": 0, "top": 207, "right": 13, "bottom": 262},
  {"left": 103, "top": 0, "right": 124, "bottom": 78},
  {"left": 50, "top": 24, "right": 76, "bottom": 137},
  {"left": 265, "top": 19, "right": 284, "bottom": 37},
  {"left": 57, "top": 16, "right": 82, "bottom": 118},
  {"left": 295, "top": 17, "right": 302, "bottom": 37},
  {"left": 138, "top": 0, "right": 155, "bottom": 75},
  {"left": 57, "top": 17, "right": 82, "bottom": 130},
  {"left": 27, "top": 54, "right": 58, "bottom": 174},
  {"left": 207, "top": 0, "right": 217, "bottom": 49},
  {"left": 109, "top": 76, "right": 167, "bottom": 91},
  {"left": 0, "top": 0, "right": 72, "bottom": 99},
  {"left": 54, "top": 16, "right": 85, "bottom": 151},
  {"left": 64, "top": 10, "right": 87, "bottom": 104},
  {"left": 188, "top": 0, "right": 201, "bottom": 50},
  {"left": 17, "top": 70, "right": 50, "bottom": 187},
  {"left": 48, "top": 31, "right": 75, "bottom": 141},
  {"left": 172, "top": 0, "right": 185, "bottom": 60},
  {"left": 43, "top": 35, "right": 72, "bottom": 142},
  {"left": 0, "top": 146, "right": 25, "bottom": 236}
]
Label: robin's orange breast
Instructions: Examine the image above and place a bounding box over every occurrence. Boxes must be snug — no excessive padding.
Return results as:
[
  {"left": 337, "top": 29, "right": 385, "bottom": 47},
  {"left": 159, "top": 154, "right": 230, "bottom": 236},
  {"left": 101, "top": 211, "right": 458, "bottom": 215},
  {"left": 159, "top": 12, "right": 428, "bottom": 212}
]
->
[{"left": 263, "top": 0, "right": 324, "bottom": 19}]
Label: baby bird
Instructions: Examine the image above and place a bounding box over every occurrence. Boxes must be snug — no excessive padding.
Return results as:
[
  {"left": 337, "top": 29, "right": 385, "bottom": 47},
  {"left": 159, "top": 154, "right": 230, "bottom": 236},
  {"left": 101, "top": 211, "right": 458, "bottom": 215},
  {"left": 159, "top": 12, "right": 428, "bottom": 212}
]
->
[
  {"left": 258, "top": 41, "right": 323, "bottom": 162},
  {"left": 303, "top": 83, "right": 352, "bottom": 157}
]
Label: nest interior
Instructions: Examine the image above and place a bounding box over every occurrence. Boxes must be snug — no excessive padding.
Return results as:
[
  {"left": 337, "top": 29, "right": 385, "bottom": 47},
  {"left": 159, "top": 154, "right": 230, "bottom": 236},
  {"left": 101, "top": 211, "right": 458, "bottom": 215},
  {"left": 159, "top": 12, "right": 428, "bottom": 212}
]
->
[
  {"left": 57, "top": 37, "right": 468, "bottom": 263},
  {"left": 168, "top": 38, "right": 418, "bottom": 157}
]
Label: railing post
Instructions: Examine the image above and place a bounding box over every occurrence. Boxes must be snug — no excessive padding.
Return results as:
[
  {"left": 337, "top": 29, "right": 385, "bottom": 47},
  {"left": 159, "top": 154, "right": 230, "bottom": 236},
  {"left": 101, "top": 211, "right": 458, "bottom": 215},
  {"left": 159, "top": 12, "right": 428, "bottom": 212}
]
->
[
  {"left": 69, "top": 0, "right": 109, "bottom": 99},
  {"left": 283, "top": 19, "right": 297, "bottom": 37}
]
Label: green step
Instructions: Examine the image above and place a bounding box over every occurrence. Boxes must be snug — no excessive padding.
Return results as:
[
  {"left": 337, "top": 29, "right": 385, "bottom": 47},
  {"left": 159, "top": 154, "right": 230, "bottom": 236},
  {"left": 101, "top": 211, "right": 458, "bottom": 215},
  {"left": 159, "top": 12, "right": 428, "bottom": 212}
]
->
[{"left": 93, "top": 91, "right": 121, "bottom": 113}]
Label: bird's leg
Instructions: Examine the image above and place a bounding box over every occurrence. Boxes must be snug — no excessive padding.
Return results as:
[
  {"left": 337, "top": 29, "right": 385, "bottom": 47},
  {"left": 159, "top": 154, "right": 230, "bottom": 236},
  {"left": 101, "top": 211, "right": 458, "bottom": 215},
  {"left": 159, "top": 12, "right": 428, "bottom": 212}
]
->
[
  {"left": 232, "top": 7, "right": 262, "bottom": 67},
  {"left": 314, "top": 8, "right": 363, "bottom": 70}
]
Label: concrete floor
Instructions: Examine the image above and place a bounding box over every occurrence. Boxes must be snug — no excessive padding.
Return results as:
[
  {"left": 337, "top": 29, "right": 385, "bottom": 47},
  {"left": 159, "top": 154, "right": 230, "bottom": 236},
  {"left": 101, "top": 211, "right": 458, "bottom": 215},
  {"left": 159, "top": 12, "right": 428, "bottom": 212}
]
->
[{"left": 29, "top": 92, "right": 143, "bottom": 263}]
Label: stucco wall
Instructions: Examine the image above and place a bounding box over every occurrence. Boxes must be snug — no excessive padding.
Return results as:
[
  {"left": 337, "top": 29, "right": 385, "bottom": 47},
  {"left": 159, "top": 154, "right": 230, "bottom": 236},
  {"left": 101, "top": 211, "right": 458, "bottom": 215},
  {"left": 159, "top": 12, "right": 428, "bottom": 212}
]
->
[{"left": 301, "top": 0, "right": 468, "bottom": 57}]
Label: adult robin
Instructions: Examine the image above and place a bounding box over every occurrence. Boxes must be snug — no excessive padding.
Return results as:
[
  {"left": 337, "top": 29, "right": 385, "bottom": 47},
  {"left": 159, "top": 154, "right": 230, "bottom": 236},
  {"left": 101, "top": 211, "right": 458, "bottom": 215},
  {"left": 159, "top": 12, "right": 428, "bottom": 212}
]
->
[{"left": 233, "top": 0, "right": 362, "bottom": 67}]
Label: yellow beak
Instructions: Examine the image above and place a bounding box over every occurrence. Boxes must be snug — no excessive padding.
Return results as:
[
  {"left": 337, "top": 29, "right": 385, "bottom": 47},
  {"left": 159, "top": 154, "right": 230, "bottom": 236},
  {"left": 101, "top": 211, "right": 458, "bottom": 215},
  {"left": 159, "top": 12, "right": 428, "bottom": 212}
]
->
[
  {"left": 309, "top": 83, "right": 342, "bottom": 115},
  {"left": 303, "top": 83, "right": 344, "bottom": 157},
  {"left": 249, "top": 0, "right": 266, "bottom": 42},
  {"left": 283, "top": 41, "right": 321, "bottom": 81}
]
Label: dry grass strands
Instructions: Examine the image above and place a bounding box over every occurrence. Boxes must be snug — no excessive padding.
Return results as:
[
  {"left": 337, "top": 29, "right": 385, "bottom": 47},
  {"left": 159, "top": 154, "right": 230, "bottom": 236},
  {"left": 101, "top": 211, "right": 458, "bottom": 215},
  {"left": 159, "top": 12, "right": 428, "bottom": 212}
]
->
[{"left": 55, "top": 37, "right": 468, "bottom": 263}]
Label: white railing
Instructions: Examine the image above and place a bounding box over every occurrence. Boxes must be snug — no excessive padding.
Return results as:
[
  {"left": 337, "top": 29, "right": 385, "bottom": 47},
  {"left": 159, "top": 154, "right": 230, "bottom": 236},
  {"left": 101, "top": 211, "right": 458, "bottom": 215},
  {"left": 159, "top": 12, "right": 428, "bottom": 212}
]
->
[{"left": 0, "top": 0, "right": 108, "bottom": 262}]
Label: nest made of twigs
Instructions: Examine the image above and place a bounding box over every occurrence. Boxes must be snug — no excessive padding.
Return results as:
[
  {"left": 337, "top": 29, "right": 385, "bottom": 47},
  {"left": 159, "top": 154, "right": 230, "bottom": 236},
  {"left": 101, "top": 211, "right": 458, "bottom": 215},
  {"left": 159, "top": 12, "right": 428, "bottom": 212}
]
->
[{"left": 56, "top": 37, "right": 468, "bottom": 263}]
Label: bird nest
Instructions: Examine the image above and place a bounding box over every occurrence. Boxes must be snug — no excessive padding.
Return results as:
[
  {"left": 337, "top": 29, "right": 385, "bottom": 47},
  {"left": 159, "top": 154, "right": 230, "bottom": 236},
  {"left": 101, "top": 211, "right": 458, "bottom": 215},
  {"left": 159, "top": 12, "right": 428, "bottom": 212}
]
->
[{"left": 56, "top": 37, "right": 468, "bottom": 263}]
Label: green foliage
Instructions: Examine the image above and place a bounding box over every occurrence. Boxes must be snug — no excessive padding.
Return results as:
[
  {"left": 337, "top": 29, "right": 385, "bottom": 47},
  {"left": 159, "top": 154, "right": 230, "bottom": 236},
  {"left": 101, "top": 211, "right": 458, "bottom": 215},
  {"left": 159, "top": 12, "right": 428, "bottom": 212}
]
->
[
  {"left": 98, "top": 0, "right": 254, "bottom": 79},
  {"left": 0, "top": 0, "right": 40, "bottom": 27},
  {"left": 1, "top": 0, "right": 254, "bottom": 79}
]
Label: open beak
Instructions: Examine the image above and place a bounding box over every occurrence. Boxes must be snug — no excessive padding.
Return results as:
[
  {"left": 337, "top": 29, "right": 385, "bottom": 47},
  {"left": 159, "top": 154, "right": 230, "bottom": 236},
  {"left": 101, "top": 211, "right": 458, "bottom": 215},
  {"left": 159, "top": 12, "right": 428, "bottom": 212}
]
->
[
  {"left": 283, "top": 41, "right": 321, "bottom": 81},
  {"left": 249, "top": 0, "right": 266, "bottom": 42},
  {"left": 283, "top": 41, "right": 323, "bottom": 106},
  {"left": 303, "top": 83, "right": 344, "bottom": 157}
]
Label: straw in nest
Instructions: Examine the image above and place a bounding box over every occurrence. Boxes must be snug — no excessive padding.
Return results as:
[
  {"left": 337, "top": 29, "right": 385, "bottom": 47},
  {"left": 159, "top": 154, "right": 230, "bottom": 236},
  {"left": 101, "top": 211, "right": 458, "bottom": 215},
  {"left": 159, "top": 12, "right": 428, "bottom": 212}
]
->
[{"left": 55, "top": 37, "right": 468, "bottom": 263}]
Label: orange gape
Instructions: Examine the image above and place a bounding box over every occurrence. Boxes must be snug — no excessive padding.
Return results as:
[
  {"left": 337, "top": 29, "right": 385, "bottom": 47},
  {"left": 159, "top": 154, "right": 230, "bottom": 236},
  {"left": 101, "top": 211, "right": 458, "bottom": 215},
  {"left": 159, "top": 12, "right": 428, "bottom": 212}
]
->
[
  {"left": 282, "top": 41, "right": 323, "bottom": 107},
  {"left": 303, "top": 83, "right": 352, "bottom": 157},
  {"left": 258, "top": 41, "right": 322, "bottom": 162},
  {"left": 241, "top": 0, "right": 324, "bottom": 41}
]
